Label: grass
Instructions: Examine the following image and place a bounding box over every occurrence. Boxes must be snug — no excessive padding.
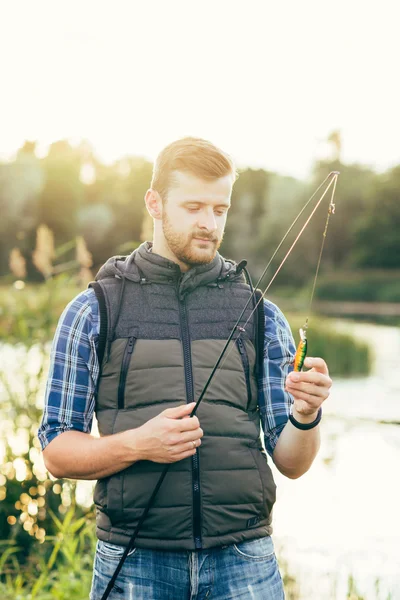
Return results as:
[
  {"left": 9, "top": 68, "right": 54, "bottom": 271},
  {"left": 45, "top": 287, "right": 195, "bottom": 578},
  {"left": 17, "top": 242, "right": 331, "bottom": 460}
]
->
[
  {"left": 314, "top": 270, "right": 400, "bottom": 303},
  {"left": 286, "top": 314, "right": 372, "bottom": 377},
  {"left": 0, "top": 275, "right": 82, "bottom": 344},
  {"left": 0, "top": 503, "right": 96, "bottom": 600}
]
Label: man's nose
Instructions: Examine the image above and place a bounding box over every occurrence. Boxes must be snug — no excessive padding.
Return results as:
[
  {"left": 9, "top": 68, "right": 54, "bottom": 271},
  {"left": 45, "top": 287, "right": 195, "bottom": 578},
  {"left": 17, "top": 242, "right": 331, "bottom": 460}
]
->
[{"left": 197, "top": 209, "right": 217, "bottom": 231}]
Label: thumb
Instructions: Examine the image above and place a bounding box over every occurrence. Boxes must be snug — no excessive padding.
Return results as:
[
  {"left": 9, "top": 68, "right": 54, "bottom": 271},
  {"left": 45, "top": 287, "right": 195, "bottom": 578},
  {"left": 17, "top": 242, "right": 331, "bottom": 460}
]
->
[{"left": 163, "top": 402, "right": 196, "bottom": 419}]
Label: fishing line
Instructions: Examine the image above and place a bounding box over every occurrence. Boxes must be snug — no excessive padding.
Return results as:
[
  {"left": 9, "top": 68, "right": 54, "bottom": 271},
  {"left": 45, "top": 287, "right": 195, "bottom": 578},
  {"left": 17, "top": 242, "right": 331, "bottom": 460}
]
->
[
  {"left": 205, "top": 172, "right": 339, "bottom": 385},
  {"left": 303, "top": 174, "right": 338, "bottom": 328},
  {"left": 247, "top": 173, "right": 338, "bottom": 328}
]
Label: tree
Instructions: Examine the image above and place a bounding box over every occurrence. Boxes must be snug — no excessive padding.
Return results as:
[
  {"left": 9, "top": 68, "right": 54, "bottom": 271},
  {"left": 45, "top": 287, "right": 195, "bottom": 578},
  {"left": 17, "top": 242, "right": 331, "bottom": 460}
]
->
[
  {"left": 37, "top": 141, "right": 84, "bottom": 250},
  {"left": 222, "top": 168, "right": 270, "bottom": 274},
  {"left": 0, "top": 142, "right": 44, "bottom": 277},
  {"left": 354, "top": 166, "right": 400, "bottom": 268}
]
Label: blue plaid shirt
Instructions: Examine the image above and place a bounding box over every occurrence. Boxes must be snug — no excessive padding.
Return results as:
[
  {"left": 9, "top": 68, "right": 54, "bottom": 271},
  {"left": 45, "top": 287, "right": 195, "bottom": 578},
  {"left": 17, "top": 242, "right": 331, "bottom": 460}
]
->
[{"left": 38, "top": 288, "right": 296, "bottom": 458}]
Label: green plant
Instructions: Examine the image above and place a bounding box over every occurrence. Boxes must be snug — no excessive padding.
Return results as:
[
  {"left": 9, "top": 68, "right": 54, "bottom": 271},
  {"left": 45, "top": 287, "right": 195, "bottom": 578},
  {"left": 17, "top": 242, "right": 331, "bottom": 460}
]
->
[
  {"left": 313, "top": 270, "right": 400, "bottom": 303},
  {"left": 287, "top": 315, "right": 372, "bottom": 377},
  {"left": 0, "top": 503, "right": 96, "bottom": 599},
  {"left": 0, "top": 274, "right": 82, "bottom": 344}
]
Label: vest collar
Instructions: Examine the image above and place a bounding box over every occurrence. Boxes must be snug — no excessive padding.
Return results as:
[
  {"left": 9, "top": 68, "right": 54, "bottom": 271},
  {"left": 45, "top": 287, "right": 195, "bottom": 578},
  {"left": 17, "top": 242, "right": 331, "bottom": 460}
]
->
[
  {"left": 134, "top": 242, "right": 232, "bottom": 299},
  {"left": 95, "top": 242, "right": 244, "bottom": 300}
]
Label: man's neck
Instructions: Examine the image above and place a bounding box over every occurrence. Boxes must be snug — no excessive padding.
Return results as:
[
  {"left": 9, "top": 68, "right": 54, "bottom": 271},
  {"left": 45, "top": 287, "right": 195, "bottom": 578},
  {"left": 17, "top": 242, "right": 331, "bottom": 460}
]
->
[{"left": 151, "top": 239, "right": 190, "bottom": 272}]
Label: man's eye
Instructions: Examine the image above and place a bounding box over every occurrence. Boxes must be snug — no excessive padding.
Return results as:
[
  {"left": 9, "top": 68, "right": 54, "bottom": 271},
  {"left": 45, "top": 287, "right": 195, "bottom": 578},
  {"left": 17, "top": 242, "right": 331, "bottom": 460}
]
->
[{"left": 187, "top": 207, "right": 200, "bottom": 212}]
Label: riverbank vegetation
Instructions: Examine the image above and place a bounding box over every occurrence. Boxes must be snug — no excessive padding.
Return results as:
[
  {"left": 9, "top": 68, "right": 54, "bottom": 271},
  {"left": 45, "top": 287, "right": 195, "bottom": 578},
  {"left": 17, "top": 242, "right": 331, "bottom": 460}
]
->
[
  {"left": 287, "top": 315, "right": 371, "bottom": 377},
  {"left": 314, "top": 270, "right": 400, "bottom": 304}
]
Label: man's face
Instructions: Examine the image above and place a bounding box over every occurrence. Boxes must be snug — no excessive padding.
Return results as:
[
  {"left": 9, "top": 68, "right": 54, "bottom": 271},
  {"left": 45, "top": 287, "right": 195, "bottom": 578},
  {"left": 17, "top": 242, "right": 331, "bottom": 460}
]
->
[{"left": 160, "top": 170, "right": 232, "bottom": 268}]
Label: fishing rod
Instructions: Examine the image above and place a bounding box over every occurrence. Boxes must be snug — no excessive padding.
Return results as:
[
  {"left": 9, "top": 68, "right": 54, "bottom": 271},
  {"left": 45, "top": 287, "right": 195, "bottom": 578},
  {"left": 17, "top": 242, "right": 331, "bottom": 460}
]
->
[{"left": 99, "top": 170, "right": 339, "bottom": 600}]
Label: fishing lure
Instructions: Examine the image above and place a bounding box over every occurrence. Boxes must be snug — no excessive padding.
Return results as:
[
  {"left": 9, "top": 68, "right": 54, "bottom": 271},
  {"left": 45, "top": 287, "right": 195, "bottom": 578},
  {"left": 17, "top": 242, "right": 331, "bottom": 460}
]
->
[{"left": 294, "top": 327, "right": 307, "bottom": 372}]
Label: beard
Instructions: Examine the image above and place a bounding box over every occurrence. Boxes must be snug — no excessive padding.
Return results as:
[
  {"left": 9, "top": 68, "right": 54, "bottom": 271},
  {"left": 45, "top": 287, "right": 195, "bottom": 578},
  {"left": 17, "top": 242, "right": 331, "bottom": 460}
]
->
[{"left": 162, "top": 211, "right": 222, "bottom": 267}]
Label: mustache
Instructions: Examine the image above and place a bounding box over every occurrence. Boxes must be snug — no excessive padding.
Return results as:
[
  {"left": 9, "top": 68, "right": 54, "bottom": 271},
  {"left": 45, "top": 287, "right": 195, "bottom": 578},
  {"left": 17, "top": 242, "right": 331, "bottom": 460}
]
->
[{"left": 191, "top": 232, "right": 219, "bottom": 242}]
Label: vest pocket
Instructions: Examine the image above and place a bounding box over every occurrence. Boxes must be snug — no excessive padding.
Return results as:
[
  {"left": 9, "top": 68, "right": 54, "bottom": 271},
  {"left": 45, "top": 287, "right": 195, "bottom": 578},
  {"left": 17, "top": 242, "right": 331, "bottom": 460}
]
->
[
  {"left": 118, "top": 336, "right": 137, "bottom": 409},
  {"left": 236, "top": 337, "right": 252, "bottom": 409}
]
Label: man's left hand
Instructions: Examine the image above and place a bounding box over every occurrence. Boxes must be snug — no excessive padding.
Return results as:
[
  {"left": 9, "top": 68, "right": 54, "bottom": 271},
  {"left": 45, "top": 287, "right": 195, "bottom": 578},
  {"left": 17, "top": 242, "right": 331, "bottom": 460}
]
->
[{"left": 285, "top": 357, "right": 332, "bottom": 419}]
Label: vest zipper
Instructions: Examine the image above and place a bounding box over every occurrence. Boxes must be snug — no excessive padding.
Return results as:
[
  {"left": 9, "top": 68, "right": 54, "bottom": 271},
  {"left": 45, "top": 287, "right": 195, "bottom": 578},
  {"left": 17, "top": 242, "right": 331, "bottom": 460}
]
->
[
  {"left": 178, "top": 295, "right": 203, "bottom": 549},
  {"left": 118, "top": 336, "right": 136, "bottom": 409},
  {"left": 236, "top": 337, "right": 252, "bottom": 408}
]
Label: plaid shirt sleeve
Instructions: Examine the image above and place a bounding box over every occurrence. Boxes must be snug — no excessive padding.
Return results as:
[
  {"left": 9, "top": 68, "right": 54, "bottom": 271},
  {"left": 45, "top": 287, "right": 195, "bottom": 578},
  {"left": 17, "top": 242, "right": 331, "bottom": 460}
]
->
[
  {"left": 37, "top": 288, "right": 100, "bottom": 451},
  {"left": 259, "top": 299, "right": 296, "bottom": 458}
]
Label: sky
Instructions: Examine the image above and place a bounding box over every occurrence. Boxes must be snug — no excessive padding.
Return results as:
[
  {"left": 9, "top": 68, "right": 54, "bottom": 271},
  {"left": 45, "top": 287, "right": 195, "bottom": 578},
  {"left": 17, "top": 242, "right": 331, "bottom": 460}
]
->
[{"left": 1, "top": 0, "right": 400, "bottom": 179}]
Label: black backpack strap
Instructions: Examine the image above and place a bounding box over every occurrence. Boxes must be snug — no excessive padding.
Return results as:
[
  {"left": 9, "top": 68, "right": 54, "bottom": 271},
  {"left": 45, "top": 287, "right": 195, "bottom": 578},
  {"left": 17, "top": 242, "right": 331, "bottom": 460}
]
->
[
  {"left": 89, "top": 281, "right": 108, "bottom": 373},
  {"left": 255, "top": 288, "right": 265, "bottom": 379},
  {"left": 241, "top": 265, "right": 265, "bottom": 380}
]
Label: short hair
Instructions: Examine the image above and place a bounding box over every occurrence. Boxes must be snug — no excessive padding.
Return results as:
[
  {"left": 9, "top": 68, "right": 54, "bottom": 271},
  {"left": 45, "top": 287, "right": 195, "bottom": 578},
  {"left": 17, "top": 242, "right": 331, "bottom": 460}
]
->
[{"left": 150, "top": 137, "right": 237, "bottom": 201}]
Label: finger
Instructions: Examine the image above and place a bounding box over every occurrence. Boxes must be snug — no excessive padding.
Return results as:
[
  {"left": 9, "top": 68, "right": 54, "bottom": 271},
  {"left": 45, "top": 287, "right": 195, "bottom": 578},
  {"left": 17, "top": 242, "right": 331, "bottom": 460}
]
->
[
  {"left": 303, "top": 357, "right": 329, "bottom": 375},
  {"left": 172, "top": 415, "right": 200, "bottom": 432},
  {"left": 177, "top": 428, "right": 204, "bottom": 444},
  {"left": 173, "top": 438, "right": 202, "bottom": 455},
  {"left": 290, "top": 389, "right": 325, "bottom": 407},
  {"left": 172, "top": 448, "right": 198, "bottom": 462},
  {"left": 287, "top": 370, "right": 332, "bottom": 388},
  {"left": 163, "top": 403, "right": 196, "bottom": 419},
  {"left": 286, "top": 381, "right": 328, "bottom": 399}
]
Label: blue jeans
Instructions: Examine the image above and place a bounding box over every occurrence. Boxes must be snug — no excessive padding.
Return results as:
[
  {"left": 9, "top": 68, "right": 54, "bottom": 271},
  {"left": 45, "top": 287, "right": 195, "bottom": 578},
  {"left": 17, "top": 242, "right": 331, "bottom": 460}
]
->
[{"left": 89, "top": 536, "right": 285, "bottom": 599}]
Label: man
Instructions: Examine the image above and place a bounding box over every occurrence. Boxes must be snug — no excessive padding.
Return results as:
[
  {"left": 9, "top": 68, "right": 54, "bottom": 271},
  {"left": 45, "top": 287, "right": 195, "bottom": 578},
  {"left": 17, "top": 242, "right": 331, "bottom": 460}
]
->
[{"left": 38, "top": 137, "right": 332, "bottom": 599}]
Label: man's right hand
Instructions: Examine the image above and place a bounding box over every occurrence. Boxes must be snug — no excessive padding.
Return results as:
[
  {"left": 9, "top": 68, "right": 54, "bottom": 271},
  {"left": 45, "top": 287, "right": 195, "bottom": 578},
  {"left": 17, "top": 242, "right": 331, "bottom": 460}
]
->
[{"left": 126, "top": 402, "right": 204, "bottom": 464}]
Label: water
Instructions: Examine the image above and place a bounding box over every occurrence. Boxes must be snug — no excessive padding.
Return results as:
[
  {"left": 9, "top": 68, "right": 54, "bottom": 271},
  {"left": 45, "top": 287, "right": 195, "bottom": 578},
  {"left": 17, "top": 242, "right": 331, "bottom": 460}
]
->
[
  {"left": 271, "top": 321, "right": 400, "bottom": 599},
  {"left": 1, "top": 321, "right": 399, "bottom": 599}
]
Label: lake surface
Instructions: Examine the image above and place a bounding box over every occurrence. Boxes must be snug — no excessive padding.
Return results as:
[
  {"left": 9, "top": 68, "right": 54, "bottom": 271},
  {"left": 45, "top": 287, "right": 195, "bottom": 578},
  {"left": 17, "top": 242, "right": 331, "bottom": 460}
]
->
[
  {"left": 270, "top": 321, "right": 400, "bottom": 599},
  {"left": 1, "top": 320, "right": 399, "bottom": 599}
]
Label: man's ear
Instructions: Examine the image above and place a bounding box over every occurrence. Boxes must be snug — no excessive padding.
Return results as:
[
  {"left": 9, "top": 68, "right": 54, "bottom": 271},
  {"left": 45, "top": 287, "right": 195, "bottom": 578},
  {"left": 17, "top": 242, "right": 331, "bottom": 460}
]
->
[{"left": 145, "top": 189, "right": 163, "bottom": 220}]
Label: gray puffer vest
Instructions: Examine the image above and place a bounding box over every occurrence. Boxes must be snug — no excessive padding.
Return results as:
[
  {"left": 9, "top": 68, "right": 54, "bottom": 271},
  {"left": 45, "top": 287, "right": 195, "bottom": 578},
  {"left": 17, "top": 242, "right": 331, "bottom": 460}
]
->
[{"left": 89, "top": 242, "right": 276, "bottom": 550}]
